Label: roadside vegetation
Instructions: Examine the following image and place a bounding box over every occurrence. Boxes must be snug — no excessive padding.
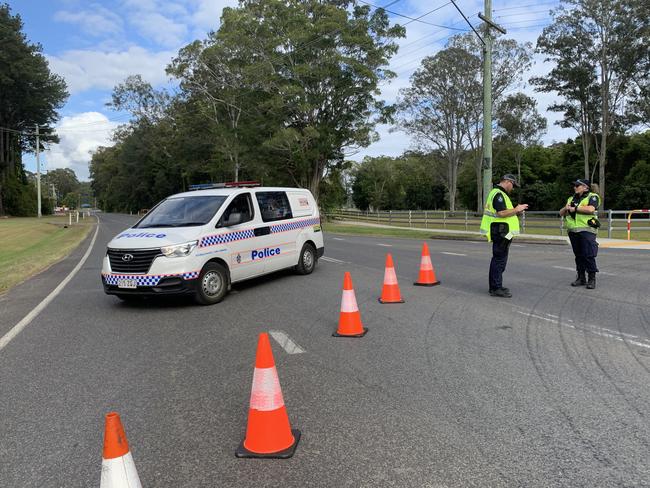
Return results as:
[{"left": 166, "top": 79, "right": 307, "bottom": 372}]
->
[{"left": 0, "top": 216, "right": 93, "bottom": 294}]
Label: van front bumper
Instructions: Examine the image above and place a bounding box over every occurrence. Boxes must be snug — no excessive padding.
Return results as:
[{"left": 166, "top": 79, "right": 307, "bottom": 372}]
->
[{"left": 102, "top": 275, "right": 199, "bottom": 296}]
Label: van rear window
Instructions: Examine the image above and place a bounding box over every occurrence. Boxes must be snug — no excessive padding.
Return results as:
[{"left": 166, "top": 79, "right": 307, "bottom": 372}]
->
[{"left": 256, "top": 192, "right": 293, "bottom": 222}]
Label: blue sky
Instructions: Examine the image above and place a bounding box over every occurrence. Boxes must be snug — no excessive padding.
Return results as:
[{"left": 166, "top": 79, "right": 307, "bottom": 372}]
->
[{"left": 13, "top": 0, "right": 564, "bottom": 181}]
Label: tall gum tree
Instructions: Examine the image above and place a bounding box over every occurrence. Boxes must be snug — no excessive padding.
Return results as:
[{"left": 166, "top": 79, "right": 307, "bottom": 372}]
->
[
  {"left": 0, "top": 3, "right": 67, "bottom": 215},
  {"left": 170, "top": 0, "right": 404, "bottom": 199},
  {"left": 534, "top": 0, "right": 649, "bottom": 208}
]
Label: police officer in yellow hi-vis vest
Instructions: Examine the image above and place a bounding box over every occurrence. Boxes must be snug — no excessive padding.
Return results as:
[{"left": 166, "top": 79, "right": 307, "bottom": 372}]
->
[
  {"left": 559, "top": 178, "right": 601, "bottom": 289},
  {"left": 480, "top": 174, "right": 528, "bottom": 298}
]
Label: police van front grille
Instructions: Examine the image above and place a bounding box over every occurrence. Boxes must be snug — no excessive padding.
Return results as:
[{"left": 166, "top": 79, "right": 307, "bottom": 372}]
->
[{"left": 107, "top": 248, "right": 161, "bottom": 273}]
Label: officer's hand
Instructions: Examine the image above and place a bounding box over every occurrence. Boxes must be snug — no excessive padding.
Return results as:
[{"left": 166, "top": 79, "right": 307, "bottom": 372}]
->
[{"left": 515, "top": 204, "right": 528, "bottom": 213}]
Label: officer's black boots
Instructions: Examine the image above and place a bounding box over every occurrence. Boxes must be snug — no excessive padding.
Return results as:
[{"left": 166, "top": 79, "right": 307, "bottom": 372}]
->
[
  {"left": 571, "top": 271, "right": 587, "bottom": 287},
  {"left": 586, "top": 272, "right": 596, "bottom": 289}
]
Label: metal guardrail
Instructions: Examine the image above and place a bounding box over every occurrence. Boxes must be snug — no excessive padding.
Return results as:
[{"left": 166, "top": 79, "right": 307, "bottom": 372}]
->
[{"left": 328, "top": 209, "right": 650, "bottom": 239}]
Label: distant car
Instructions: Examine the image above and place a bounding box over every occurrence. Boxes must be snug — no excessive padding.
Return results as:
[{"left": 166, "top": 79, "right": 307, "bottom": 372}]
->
[{"left": 101, "top": 183, "right": 324, "bottom": 305}]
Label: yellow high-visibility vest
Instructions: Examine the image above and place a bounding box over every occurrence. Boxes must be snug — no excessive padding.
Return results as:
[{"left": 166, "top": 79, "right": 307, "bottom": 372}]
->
[
  {"left": 564, "top": 193, "right": 600, "bottom": 234},
  {"left": 480, "top": 187, "right": 520, "bottom": 242}
]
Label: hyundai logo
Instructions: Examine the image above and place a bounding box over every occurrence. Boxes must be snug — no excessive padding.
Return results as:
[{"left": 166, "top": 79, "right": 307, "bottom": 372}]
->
[{"left": 122, "top": 253, "right": 134, "bottom": 262}]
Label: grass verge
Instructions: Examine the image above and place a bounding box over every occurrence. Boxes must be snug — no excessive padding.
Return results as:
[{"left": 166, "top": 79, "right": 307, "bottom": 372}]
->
[{"left": 0, "top": 215, "right": 94, "bottom": 294}]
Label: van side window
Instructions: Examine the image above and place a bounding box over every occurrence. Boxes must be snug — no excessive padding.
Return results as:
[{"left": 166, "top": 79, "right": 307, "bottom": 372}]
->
[
  {"left": 218, "top": 193, "right": 253, "bottom": 227},
  {"left": 256, "top": 191, "right": 293, "bottom": 222}
]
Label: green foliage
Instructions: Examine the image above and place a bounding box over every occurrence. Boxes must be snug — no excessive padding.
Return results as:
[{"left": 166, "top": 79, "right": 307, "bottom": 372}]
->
[
  {"left": 0, "top": 3, "right": 68, "bottom": 216},
  {"left": 351, "top": 154, "right": 445, "bottom": 211}
]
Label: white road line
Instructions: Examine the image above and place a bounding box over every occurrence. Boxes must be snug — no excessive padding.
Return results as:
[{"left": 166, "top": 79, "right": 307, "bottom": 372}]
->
[
  {"left": 269, "top": 330, "right": 305, "bottom": 354},
  {"left": 332, "top": 237, "right": 345, "bottom": 241},
  {"left": 441, "top": 252, "right": 467, "bottom": 256},
  {"left": 516, "top": 311, "right": 650, "bottom": 350},
  {"left": 321, "top": 256, "right": 346, "bottom": 264},
  {"left": 376, "top": 243, "right": 392, "bottom": 247},
  {"left": 552, "top": 265, "right": 617, "bottom": 276},
  {"left": 0, "top": 220, "right": 100, "bottom": 352},
  {"left": 553, "top": 266, "right": 576, "bottom": 271}
]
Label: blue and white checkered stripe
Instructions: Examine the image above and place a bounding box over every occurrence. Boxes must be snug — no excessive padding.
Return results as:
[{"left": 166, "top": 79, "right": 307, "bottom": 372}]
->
[
  {"left": 103, "top": 271, "right": 199, "bottom": 287},
  {"left": 199, "top": 229, "right": 255, "bottom": 248},
  {"left": 271, "top": 217, "right": 320, "bottom": 234}
]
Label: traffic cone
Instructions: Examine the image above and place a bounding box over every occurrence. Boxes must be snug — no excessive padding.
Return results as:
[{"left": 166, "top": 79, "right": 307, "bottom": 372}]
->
[
  {"left": 414, "top": 242, "right": 440, "bottom": 286},
  {"left": 378, "top": 253, "right": 405, "bottom": 304},
  {"left": 100, "top": 412, "right": 142, "bottom": 488},
  {"left": 333, "top": 272, "right": 368, "bottom": 337},
  {"left": 236, "top": 333, "right": 300, "bottom": 458}
]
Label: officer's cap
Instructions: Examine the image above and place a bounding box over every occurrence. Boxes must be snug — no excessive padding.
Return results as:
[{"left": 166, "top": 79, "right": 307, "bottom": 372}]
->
[
  {"left": 573, "top": 178, "right": 590, "bottom": 188},
  {"left": 501, "top": 174, "right": 520, "bottom": 188}
]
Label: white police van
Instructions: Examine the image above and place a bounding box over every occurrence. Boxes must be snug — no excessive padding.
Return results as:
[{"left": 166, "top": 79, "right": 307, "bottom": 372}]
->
[{"left": 101, "top": 183, "right": 324, "bottom": 304}]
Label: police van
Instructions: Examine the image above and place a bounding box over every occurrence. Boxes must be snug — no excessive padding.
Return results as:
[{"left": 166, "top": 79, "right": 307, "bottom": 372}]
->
[{"left": 101, "top": 183, "right": 324, "bottom": 304}]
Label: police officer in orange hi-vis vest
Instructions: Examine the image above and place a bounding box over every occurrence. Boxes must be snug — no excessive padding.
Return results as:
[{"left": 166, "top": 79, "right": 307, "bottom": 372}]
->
[{"left": 480, "top": 174, "right": 529, "bottom": 298}]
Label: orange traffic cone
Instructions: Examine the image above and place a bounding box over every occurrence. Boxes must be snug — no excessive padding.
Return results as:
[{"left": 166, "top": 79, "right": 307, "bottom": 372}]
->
[
  {"left": 378, "top": 253, "right": 405, "bottom": 304},
  {"left": 236, "top": 333, "right": 300, "bottom": 458},
  {"left": 333, "top": 272, "right": 368, "bottom": 337},
  {"left": 414, "top": 242, "right": 440, "bottom": 286},
  {"left": 100, "top": 412, "right": 142, "bottom": 488}
]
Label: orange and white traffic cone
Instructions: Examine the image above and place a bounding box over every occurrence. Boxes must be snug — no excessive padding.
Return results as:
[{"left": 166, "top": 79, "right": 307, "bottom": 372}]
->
[
  {"left": 378, "top": 253, "right": 405, "bottom": 304},
  {"left": 236, "top": 333, "right": 300, "bottom": 458},
  {"left": 100, "top": 412, "right": 142, "bottom": 488},
  {"left": 333, "top": 272, "right": 368, "bottom": 337},
  {"left": 414, "top": 242, "right": 440, "bottom": 286}
]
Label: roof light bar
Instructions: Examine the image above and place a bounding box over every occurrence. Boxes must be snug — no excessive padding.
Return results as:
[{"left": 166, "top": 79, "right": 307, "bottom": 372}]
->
[{"left": 188, "top": 181, "right": 261, "bottom": 191}]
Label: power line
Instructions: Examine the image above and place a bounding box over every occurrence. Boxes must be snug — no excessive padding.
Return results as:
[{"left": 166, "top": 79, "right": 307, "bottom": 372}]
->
[
  {"left": 492, "top": 0, "right": 558, "bottom": 12},
  {"left": 357, "top": 0, "right": 466, "bottom": 30}
]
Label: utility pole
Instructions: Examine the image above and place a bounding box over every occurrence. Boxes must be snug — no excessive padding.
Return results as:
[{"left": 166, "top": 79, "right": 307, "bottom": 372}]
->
[
  {"left": 479, "top": 5, "right": 506, "bottom": 206},
  {"left": 35, "top": 125, "right": 41, "bottom": 218}
]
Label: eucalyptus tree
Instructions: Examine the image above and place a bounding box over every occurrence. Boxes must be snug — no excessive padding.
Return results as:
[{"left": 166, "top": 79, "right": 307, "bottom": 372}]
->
[
  {"left": 396, "top": 47, "right": 481, "bottom": 211},
  {"left": 169, "top": 0, "right": 405, "bottom": 197},
  {"left": 0, "top": 3, "right": 67, "bottom": 215},
  {"left": 495, "top": 93, "right": 547, "bottom": 185},
  {"left": 533, "top": 0, "right": 649, "bottom": 208}
]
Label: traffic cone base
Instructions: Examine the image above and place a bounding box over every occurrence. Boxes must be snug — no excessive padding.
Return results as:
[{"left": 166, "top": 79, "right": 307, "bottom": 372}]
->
[
  {"left": 333, "top": 327, "right": 368, "bottom": 338},
  {"left": 378, "top": 297, "right": 405, "bottom": 304},
  {"left": 236, "top": 429, "right": 301, "bottom": 459},
  {"left": 414, "top": 280, "right": 440, "bottom": 287}
]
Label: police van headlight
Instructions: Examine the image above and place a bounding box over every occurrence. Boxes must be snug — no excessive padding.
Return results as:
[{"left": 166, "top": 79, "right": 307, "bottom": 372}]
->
[{"left": 161, "top": 240, "right": 198, "bottom": 257}]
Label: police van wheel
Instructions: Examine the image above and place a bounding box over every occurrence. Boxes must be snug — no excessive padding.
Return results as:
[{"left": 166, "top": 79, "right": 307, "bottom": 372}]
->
[
  {"left": 296, "top": 243, "right": 316, "bottom": 275},
  {"left": 195, "top": 262, "right": 229, "bottom": 305}
]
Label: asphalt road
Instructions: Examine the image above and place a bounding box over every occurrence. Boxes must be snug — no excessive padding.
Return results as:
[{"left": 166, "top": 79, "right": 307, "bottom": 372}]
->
[{"left": 1, "top": 213, "right": 649, "bottom": 487}]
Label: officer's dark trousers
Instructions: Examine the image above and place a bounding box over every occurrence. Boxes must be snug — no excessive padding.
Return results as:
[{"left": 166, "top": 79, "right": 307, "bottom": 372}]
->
[
  {"left": 568, "top": 231, "right": 599, "bottom": 274},
  {"left": 489, "top": 223, "right": 511, "bottom": 291}
]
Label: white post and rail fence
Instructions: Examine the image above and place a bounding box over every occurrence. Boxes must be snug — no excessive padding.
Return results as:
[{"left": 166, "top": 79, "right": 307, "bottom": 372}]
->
[{"left": 326, "top": 208, "right": 650, "bottom": 240}]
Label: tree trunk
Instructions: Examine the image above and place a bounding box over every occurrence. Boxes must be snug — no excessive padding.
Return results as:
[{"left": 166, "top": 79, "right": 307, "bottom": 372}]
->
[{"left": 475, "top": 154, "right": 483, "bottom": 211}]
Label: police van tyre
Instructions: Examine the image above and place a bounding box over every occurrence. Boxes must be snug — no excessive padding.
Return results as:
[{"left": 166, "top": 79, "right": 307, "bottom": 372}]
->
[
  {"left": 296, "top": 243, "right": 317, "bottom": 275},
  {"left": 195, "top": 262, "right": 229, "bottom": 305}
]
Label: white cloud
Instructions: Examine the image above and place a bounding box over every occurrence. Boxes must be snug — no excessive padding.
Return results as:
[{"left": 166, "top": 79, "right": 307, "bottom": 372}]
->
[
  {"left": 129, "top": 12, "right": 188, "bottom": 47},
  {"left": 47, "top": 46, "right": 175, "bottom": 94},
  {"left": 54, "top": 5, "right": 123, "bottom": 37},
  {"left": 191, "top": 0, "right": 237, "bottom": 30},
  {"left": 44, "top": 112, "right": 119, "bottom": 181}
]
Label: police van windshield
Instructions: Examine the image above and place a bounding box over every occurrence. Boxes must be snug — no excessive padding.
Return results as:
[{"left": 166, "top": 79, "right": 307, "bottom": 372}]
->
[{"left": 134, "top": 196, "right": 227, "bottom": 228}]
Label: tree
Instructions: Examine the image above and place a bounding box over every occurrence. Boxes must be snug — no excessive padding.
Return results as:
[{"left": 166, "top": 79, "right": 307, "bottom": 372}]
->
[
  {"left": 449, "top": 34, "right": 532, "bottom": 210},
  {"left": 495, "top": 93, "right": 547, "bottom": 185},
  {"left": 170, "top": 0, "right": 404, "bottom": 199},
  {"left": 0, "top": 3, "right": 68, "bottom": 215},
  {"left": 43, "top": 168, "right": 80, "bottom": 203},
  {"left": 533, "top": 0, "right": 650, "bottom": 208},
  {"left": 396, "top": 47, "right": 481, "bottom": 211}
]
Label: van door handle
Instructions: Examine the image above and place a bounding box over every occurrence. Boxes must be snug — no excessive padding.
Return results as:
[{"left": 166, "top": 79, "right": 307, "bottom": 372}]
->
[{"left": 254, "top": 227, "right": 270, "bottom": 237}]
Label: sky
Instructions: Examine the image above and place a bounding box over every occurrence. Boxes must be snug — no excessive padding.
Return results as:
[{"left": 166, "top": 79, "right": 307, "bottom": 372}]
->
[{"left": 12, "top": 0, "right": 566, "bottom": 181}]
